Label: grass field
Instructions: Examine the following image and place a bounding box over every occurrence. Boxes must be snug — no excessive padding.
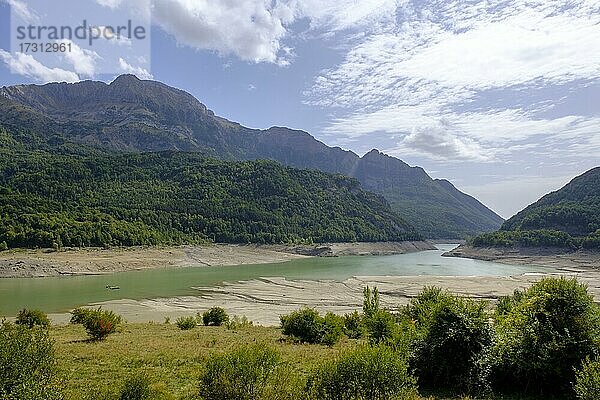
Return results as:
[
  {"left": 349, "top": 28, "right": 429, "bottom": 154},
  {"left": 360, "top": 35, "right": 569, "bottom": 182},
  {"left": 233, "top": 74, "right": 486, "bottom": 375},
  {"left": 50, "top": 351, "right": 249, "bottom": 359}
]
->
[{"left": 53, "top": 323, "right": 343, "bottom": 400}]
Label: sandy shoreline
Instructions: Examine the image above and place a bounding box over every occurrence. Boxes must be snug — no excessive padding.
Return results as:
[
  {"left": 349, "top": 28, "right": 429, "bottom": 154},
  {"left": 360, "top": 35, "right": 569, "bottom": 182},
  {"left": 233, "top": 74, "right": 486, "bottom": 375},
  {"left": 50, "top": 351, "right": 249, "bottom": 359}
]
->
[
  {"left": 47, "top": 270, "right": 600, "bottom": 326},
  {"left": 0, "top": 241, "right": 434, "bottom": 278},
  {"left": 444, "top": 245, "right": 600, "bottom": 272}
]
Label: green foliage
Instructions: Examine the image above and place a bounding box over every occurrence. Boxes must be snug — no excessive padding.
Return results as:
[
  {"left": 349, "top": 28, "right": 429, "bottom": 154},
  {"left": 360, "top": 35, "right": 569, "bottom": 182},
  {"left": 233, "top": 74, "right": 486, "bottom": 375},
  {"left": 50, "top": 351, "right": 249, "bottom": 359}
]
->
[
  {"left": 472, "top": 229, "right": 581, "bottom": 249},
  {"left": 321, "top": 313, "right": 344, "bottom": 347},
  {"left": 306, "top": 345, "right": 417, "bottom": 400},
  {"left": 365, "top": 310, "right": 398, "bottom": 345},
  {"left": 202, "top": 307, "right": 229, "bottom": 327},
  {"left": 280, "top": 308, "right": 343, "bottom": 346},
  {"left": 406, "top": 287, "right": 493, "bottom": 393},
  {"left": 343, "top": 311, "right": 364, "bottom": 339},
  {"left": 69, "top": 307, "right": 91, "bottom": 325},
  {"left": 119, "top": 374, "right": 153, "bottom": 400},
  {"left": 0, "top": 150, "right": 420, "bottom": 249},
  {"left": 0, "top": 241, "right": 7, "bottom": 251},
  {"left": 198, "top": 344, "right": 282, "bottom": 400},
  {"left": 491, "top": 277, "right": 600, "bottom": 395},
  {"left": 0, "top": 321, "right": 63, "bottom": 400},
  {"left": 362, "top": 286, "right": 380, "bottom": 318},
  {"left": 574, "top": 358, "right": 600, "bottom": 400},
  {"left": 70, "top": 307, "right": 122, "bottom": 341},
  {"left": 15, "top": 309, "right": 50, "bottom": 329},
  {"left": 175, "top": 316, "right": 197, "bottom": 331}
]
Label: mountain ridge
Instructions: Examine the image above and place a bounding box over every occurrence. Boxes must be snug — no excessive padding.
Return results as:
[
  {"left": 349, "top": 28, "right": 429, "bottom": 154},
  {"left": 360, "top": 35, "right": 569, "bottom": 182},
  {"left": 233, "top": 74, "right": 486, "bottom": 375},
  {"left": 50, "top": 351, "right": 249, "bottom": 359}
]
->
[{"left": 0, "top": 74, "right": 504, "bottom": 238}]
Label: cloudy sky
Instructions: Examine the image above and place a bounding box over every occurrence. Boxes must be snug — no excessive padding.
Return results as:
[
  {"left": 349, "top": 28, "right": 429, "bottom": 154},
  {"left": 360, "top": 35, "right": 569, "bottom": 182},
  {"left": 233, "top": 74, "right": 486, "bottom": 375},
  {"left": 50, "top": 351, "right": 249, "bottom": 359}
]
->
[{"left": 1, "top": 0, "right": 599, "bottom": 218}]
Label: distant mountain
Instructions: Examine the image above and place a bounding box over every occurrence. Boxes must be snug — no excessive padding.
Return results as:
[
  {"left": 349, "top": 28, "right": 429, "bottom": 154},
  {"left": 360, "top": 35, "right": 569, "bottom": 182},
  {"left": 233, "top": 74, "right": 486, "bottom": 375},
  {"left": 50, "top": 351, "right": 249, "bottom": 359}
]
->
[
  {"left": 0, "top": 75, "right": 504, "bottom": 238},
  {"left": 472, "top": 168, "right": 600, "bottom": 249}
]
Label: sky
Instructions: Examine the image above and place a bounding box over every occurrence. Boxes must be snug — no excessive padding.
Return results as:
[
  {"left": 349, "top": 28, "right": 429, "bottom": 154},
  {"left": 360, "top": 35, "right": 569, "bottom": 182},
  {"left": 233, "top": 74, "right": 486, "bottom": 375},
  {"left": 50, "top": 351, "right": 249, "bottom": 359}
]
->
[{"left": 0, "top": 0, "right": 599, "bottom": 218}]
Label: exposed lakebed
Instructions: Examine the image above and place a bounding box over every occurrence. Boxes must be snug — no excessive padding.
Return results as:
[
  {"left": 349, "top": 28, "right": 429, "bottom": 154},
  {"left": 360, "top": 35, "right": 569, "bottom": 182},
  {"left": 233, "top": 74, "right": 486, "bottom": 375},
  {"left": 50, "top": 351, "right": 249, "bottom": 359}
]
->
[{"left": 0, "top": 244, "right": 556, "bottom": 317}]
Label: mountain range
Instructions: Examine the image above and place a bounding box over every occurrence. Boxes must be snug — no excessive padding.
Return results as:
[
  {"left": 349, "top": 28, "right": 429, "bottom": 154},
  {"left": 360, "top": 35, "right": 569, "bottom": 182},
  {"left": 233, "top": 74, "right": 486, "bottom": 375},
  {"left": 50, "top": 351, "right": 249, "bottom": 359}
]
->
[{"left": 0, "top": 74, "right": 504, "bottom": 239}]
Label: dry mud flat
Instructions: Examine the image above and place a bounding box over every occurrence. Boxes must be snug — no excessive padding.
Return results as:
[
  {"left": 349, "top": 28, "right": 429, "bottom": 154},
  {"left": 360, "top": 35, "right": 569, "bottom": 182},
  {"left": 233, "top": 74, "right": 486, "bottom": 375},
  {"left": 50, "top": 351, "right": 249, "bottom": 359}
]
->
[
  {"left": 444, "top": 245, "right": 600, "bottom": 271},
  {"left": 68, "top": 270, "right": 600, "bottom": 326},
  {"left": 0, "top": 241, "right": 434, "bottom": 278}
]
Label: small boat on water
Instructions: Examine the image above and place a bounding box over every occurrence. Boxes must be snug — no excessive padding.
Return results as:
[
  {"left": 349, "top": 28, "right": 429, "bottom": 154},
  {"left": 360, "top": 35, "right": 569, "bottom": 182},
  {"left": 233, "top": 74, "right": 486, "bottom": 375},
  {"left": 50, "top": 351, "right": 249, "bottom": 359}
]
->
[{"left": 105, "top": 285, "right": 120, "bottom": 290}]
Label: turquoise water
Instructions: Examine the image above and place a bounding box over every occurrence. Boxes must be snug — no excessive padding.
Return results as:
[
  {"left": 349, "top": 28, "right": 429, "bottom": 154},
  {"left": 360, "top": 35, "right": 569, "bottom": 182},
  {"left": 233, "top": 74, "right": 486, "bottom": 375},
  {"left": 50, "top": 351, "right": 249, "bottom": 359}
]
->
[{"left": 0, "top": 244, "right": 550, "bottom": 316}]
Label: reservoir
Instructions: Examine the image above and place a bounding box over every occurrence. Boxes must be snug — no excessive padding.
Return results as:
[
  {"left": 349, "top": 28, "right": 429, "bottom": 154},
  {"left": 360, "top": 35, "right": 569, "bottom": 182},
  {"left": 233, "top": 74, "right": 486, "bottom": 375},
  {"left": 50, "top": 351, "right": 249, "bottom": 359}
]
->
[{"left": 0, "top": 244, "right": 551, "bottom": 316}]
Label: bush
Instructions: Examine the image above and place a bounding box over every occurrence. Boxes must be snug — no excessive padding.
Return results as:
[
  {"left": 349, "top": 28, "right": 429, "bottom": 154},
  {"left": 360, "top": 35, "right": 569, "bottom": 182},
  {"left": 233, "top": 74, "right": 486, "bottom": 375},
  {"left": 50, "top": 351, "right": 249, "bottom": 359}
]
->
[
  {"left": 16, "top": 309, "right": 50, "bottom": 328},
  {"left": 321, "top": 313, "right": 344, "bottom": 347},
  {"left": 306, "top": 345, "right": 417, "bottom": 400},
  {"left": 0, "top": 321, "right": 63, "bottom": 399},
  {"left": 119, "top": 374, "right": 153, "bottom": 400},
  {"left": 343, "top": 311, "right": 364, "bottom": 339},
  {"left": 365, "top": 309, "right": 398, "bottom": 345},
  {"left": 70, "top": 307, "right": 122, "bottom": 340},
  {"left": 575, "top": 358, "right": 600, "bottom": 400},
  {"left": 202, "top": 307, "right": 229, "bottom": 326},
  {"left": 492, "top": 277, "right": 600, "bottom": 395},
  {"left": 280, "top": 308, "right": 343, "bottom": 346},
  {"left": 0, "top": 241, "right": 8, "bottom": 251},
  {"left": 407, "top": 287, "right": 493, "bottom": 394},
  {"left": 199, "top": 344, "right": 283, "bottom": 400},
  {"left": 176, "top": 316, "right": 197, "bottom": 330}
]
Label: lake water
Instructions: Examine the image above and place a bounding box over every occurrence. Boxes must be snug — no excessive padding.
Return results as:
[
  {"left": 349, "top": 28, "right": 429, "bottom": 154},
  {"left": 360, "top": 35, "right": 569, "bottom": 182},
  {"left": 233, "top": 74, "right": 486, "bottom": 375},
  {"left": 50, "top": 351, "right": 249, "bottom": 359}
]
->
[{"left": 0, "top": 244, "right": 551, "bottom": 316}]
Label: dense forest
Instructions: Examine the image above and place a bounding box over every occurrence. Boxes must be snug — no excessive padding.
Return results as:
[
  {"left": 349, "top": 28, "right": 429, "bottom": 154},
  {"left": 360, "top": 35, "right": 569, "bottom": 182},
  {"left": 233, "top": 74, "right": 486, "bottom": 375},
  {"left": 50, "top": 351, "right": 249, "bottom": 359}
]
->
[
  {"left": 472, "top": 168, "right": 600, "bottom": 250},
  {"left": 0, "top": 135, "right": 419, "bottom": 249}
]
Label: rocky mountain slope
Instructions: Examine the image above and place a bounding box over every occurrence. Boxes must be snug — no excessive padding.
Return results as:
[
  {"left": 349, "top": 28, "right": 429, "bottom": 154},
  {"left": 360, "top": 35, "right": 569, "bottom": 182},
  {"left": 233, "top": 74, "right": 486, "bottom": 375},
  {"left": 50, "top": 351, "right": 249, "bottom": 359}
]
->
[{"left": 0, "top": 75, "right": 504, "bottom": 238}]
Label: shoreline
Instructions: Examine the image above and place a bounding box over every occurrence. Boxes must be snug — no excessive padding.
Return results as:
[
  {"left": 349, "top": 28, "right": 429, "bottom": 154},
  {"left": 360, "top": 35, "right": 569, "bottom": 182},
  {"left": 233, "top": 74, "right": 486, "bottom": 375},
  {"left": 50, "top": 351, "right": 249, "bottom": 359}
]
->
[
  {"left": 47, "top": 271, "right": 600, "bottom": 326},
  {"left": 443, "top": 244, "right": 600, "bottom": 272},
  {"left": 0, "top": 241, "right": 435, "bottom": 279}
]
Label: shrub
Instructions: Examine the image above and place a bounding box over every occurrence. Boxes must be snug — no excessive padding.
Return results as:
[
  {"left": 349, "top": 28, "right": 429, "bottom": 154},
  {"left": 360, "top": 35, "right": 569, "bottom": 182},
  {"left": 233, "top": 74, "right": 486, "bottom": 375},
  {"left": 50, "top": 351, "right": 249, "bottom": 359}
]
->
[
  {"left": 321, "top": 313, "right": 344, "bottom": 347},
  {"left": 202, "top": 307, "right": 229, "bottom": 326},
  {"left": 70, "top": 307, "right": 92, "bottom": 324},
  {"left": 119, "top": 374, "right": 153, "bottom": 400},
  {"left": 280, "top": 308, "right": 343, "bottom": 346},
  {"left": 176, "top": 316, "right": 197, "bottom": 330},
  {"left": 0, "top": 241, "right": 8, "bottom": 251},
  {"left": 363, "top": 286, "right": 380, "bottom": 318},
  {"left": 365, "top": 309, "right": 398, "bottom": 345},
  {"left": 0, "top": 321, "right": 63, "bottom": 399},
  {"left": 343, "top": 311, "right": 364, "bottom": 339},
  {"left": 575, "top": 358, "right": 600, "bottom": 400},
  {"left": 16, "top": 309, "right": 50, "bottom": 328},
  {"left": 407, "top": 287, "right": 493, "bottom": 394},
  {"left": 491, "top": 277, "right": 600, "bottom": 395},
  {"left": 199, "top": 344, "right": 282, "bottom": 400},
  {"left": 70, "top": 307, "right": 122, "bottom": 340},
  {"left": 280, "top": 308, "right": 323, "bottom": 344},
  {"left": 306, "top": 345, "right": 417, "bottom": 400}
]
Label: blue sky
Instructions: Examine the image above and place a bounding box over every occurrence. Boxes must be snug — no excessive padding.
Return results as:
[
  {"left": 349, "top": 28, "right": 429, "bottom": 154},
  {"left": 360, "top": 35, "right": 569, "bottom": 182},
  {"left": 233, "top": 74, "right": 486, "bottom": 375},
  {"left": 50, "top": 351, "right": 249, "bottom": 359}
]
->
[{"left": 1, "top": 0, "right": 599, "bottom": 218}]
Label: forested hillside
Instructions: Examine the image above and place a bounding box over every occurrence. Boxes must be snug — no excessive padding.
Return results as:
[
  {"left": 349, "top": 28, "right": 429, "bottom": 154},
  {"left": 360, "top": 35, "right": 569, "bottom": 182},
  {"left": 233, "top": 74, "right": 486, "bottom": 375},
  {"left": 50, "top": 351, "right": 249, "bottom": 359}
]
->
[
  {"left": 0, "top": 75, "right": 503, "bottom": 239},
  {"left": 472, "top": 168, "right": 600, "bottom": 249},
  {"left": 0, "top": 135, "right": 419, "bottom": 249}
]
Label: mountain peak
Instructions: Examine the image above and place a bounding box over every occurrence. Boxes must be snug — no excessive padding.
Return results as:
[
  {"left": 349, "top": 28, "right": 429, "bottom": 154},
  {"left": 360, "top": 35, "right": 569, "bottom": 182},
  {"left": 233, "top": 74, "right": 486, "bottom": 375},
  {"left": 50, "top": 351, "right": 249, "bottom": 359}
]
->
[{"left": 110, "top": 74, "right": 142, "bottom": 86}]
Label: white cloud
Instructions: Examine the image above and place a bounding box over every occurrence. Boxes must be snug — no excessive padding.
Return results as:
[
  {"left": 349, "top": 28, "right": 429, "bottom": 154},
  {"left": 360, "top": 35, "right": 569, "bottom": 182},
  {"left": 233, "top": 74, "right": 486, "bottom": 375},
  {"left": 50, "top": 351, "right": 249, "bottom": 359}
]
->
[
  {"left": 0, "top": 50, "right": 79, "bottom": 83},
  {"left": 307, "top": 0, "right": 600, "bottom": 162},
  {"left": 4, "top": 0, "right": 39, "bottom": 23},
  {"left": 118, "top": 58, "right": 153, "bottom": 79},
  {"left": 152, "top": 0, "right": 290, "bottom": 64},
  {"left": 96, "top": 0, "right": 123, "bottom": 8},
  {"left": 57, "top": 40, "right": 100, "bottom": 77}
]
